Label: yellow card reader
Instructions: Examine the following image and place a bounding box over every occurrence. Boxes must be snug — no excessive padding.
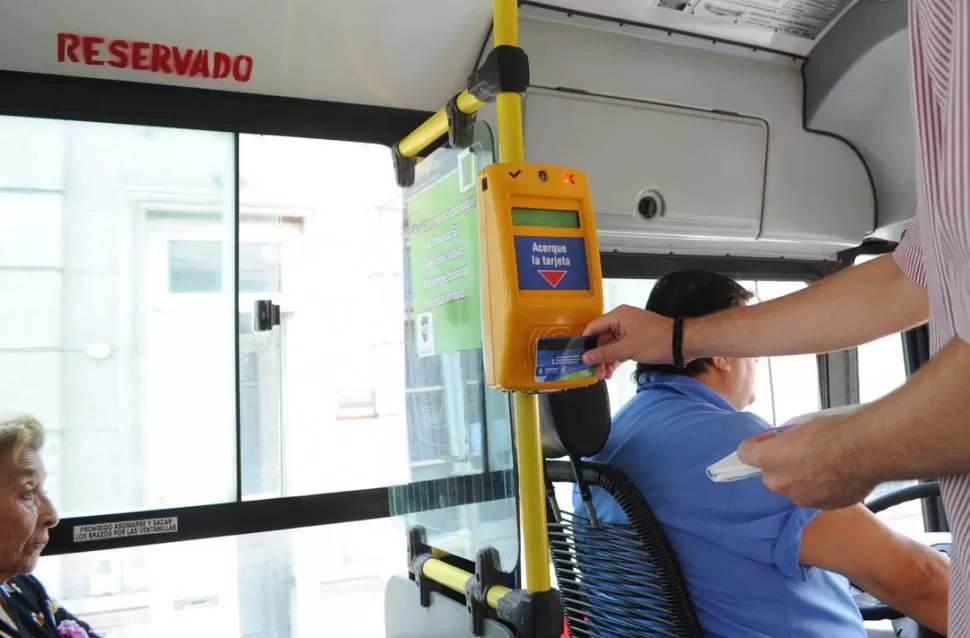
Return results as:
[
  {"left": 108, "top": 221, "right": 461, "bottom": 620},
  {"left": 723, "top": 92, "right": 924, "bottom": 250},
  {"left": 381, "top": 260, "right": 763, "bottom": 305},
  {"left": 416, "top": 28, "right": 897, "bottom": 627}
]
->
[{"left": 478, "top": 163, "right": 604, "bottom": 392}]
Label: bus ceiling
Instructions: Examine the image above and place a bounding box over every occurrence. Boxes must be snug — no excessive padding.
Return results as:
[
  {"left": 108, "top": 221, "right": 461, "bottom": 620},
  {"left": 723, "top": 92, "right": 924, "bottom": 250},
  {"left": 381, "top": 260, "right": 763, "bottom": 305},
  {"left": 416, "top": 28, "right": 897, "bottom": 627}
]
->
[
  {"left": 2, "top": 0, "right": 863, "bottom": 106},
  {"left": 1, "top": 0, "right": 914, "bottom": 256}
]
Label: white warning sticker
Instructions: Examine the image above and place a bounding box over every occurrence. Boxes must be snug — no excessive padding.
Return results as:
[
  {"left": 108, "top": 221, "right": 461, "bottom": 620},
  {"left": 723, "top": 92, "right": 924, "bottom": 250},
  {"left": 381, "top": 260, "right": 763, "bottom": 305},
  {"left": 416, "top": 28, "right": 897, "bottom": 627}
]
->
[
  {"left": 73, "top": 516, "right": 179, "bottom": 543},
  {"left": 694, "top": 0, "right": 854, "bottom": 40}
]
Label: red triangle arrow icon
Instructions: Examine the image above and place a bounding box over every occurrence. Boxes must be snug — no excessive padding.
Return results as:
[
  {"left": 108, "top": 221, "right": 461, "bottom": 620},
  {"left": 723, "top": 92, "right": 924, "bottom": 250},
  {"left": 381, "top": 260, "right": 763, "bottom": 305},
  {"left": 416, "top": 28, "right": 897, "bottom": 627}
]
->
[{"left": 538, "top": 270, "right": 566, "bottom": 287}]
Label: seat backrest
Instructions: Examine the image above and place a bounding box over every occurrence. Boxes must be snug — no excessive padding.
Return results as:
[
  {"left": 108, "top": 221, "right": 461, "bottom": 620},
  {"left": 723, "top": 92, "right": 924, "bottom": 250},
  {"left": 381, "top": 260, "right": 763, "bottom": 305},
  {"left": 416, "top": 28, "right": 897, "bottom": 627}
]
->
[
  {"left": 540, "top": 383, "right": 704, "bottom": 638},
  {"left": 539, "top": 379, "right": 612, "bottom": 460}
]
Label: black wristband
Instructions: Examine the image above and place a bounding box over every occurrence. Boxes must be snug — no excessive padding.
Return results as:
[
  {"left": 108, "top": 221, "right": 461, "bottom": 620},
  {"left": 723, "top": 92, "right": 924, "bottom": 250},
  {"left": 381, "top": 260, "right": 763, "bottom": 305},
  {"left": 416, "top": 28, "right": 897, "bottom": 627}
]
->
[{"left": 672, "top": 317, "right": 686, "bottom": 368}]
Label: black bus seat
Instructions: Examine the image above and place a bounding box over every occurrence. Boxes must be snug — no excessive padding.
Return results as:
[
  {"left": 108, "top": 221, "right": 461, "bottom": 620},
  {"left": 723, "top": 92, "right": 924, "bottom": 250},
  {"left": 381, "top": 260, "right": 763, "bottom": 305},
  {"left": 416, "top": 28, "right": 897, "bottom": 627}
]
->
[{"left": 540, "top": 381, "right": 704, "bottom": 637}]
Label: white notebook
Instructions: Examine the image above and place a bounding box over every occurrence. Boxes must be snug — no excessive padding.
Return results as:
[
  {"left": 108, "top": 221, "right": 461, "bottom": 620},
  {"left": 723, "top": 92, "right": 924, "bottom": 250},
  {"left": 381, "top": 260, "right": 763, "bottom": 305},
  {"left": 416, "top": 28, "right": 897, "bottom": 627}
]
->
[{"left": 706, "top": 404, "right": 865, "bottom": 483}]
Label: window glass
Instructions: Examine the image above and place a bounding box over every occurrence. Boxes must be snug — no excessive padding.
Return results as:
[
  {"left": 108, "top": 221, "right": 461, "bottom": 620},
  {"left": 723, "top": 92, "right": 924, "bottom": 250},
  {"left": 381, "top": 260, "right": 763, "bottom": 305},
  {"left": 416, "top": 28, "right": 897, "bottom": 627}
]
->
[
  {"left": 234, "top": 128, "right": 516, "bottom": 566},
  {"left": 34, "top": 518, "right": 405, "bottom": 638},
  {"left": 239, "top": 242, "right": 282, "bottom": 293},
  {"left": 167, "top": 240, "right": 280, "bottom": 295},
  {"left": 0, "top": 116, "right": 514, "bottom": 549},
  {"left": 390, "top": 124, "right": 518, "bottom": 570},
  {"left": 0, "top": 116, "right": 237, "bottom": 517},
  {"left": 234, "top": 135, "right": 415, "bottom": 501},
  {"left": 4, "top": 117, "right": 516, "bottom": 618},
  {"left": 601, "top": 278, "right": 656, "bottom": 412},
  {"left": 738, "top": 280, "right": 821, "bottom": 425},
  {"left": 603, "top": 277, "right": 820, "bottom": 426},
  {"left": 859, "top": 335, "right": 907, "bottom": 404},
  {"left": 168, "top": 240, "right": 223, "bottom": 293}
]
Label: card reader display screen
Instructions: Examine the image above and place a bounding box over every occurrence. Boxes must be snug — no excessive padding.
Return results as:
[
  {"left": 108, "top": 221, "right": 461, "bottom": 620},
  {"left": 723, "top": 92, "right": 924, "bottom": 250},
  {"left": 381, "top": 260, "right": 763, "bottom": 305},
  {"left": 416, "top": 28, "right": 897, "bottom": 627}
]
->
[
  {"left": 511, "top": 208, "right": 580, "bottom": 229},
  {"left": 535, "top": 336, "right": 597, "bottom": 383}
]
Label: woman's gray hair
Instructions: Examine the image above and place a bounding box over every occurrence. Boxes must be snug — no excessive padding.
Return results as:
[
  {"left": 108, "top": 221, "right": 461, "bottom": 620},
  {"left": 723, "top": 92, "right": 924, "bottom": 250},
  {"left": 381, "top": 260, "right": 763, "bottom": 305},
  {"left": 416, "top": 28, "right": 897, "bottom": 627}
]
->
[{"left": 0, "top": 413, "right": 45, "bottom": 461}]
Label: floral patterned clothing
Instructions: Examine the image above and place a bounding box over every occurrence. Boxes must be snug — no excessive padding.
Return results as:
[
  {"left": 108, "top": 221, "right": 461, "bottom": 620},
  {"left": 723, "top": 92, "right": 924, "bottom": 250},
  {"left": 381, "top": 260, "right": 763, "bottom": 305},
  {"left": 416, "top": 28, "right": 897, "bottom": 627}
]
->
[{"left": 0, "top": 575, "right": 101, "bottom": 638}]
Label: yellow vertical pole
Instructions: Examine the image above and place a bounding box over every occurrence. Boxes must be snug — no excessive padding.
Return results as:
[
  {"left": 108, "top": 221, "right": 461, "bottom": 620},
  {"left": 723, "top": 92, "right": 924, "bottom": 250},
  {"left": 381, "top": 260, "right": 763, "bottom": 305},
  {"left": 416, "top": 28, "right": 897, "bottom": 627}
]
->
[
  {"left": 492, "top": 0, "right": 551, "bottom": 594},
  {"left": 493, "top": 0, "right": 525, "bottom": 166},
  {"left": 513, "top": 389, "right": 550, "bottom": 592}
]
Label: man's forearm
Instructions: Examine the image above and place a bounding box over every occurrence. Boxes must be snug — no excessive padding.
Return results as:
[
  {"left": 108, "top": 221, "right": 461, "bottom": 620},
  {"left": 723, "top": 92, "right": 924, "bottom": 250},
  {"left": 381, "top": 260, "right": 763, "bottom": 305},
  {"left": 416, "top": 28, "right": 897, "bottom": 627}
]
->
[
  {"left": 683, "top": 254, "right": 928, "bottom": 360},
  {"left": 851, "top": 336, "right": 970, "bottom": 482},
  {"left": 870, "top": 539, "right": 950, "bottom": 636}
]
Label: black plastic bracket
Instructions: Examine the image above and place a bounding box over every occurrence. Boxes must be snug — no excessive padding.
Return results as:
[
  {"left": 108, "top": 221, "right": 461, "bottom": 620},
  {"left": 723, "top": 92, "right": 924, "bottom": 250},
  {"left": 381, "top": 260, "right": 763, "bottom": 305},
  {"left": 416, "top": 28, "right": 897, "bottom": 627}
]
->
[
  {"left": 392, "top": 143, "right": 416, "bottom": 188},
  {"left": 446, "top": 92, "right": 477, "bottom": 149},
  {"left": 465, "top": 547, "right": 503, "bottom": 636},
  {"left": 253, "top": 300, "right": 281, "bottom": 332},
  {"left": 569, "top": 454, "right": 600, "bottom": 529},
  {"left": 545, "top": 479, "right": 562, "bottom": 525},
  {"left": 467, "top": 45, "right": 530, "bottom": 103},
  {"left": 407, "top": 526, "right": 434, "bottom": 607},
  {"left": 496, "top": 589, "right": 564, "bottom": 638}
]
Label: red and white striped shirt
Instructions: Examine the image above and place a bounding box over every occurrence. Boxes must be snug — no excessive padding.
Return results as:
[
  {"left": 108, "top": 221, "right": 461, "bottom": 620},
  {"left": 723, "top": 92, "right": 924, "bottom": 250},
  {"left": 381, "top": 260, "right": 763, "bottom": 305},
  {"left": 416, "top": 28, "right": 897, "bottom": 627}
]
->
[{"left": 892, "top": 0, "right": 970, "bottom": 633}]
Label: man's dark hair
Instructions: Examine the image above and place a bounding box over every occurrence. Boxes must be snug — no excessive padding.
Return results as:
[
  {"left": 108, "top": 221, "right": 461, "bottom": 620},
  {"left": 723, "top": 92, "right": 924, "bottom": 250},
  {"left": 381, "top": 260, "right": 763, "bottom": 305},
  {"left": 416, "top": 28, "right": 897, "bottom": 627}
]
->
[{"left": 634, "top": 270, "right": 753, "bottom": 384}]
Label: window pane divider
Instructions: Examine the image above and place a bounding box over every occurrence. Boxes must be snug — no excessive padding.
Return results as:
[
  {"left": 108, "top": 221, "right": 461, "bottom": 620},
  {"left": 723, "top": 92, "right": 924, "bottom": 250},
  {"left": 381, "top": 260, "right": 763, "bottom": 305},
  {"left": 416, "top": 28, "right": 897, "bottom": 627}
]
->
[
  {"left": 233, "top": 131, "right": 244, "bottom": 504},
  {"left": 46, "top": 470, "right": 515, "bottom": 556}
]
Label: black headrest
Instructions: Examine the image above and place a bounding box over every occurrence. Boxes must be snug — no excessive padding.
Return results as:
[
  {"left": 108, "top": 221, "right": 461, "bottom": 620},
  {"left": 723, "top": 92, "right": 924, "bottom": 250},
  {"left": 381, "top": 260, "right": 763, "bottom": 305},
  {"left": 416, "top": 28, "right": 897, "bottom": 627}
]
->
[{"left": 539, "top": 381, "right": 612, "bottom": 459}]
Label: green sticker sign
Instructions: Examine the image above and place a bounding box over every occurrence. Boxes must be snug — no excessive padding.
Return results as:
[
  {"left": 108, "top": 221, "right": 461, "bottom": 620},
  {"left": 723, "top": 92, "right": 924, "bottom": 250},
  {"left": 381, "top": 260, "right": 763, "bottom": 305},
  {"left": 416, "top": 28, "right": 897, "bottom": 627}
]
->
[{"left": 406, "top": 148, "right": 483, "bottom": 357}]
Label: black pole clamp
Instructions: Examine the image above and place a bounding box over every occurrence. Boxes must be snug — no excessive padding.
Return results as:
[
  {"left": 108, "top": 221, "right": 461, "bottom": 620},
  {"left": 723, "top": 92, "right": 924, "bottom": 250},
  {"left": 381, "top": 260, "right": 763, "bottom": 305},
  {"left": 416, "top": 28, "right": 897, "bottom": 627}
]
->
[
  {"left": 447, "top": 92, "right": 477, "bottom": 149},
  {"left": 392, "top": 45, "right": 528, "bottom": 181},
  {"left": 497, "top": 589, "right": 564, "bottom": 638},
  {"left": 467, "top": 45, "right": 530, "bottom": 103},
  {"left": 465, "top": 546, "right": 503, "bottom": 636},
  {"left": 392, "top": 143, "right": 417, "bottom": 189},
  {"left": 253, "top": 299, "right": 281, "bottom": 332},
  {"left": 407, "top": 526, "right": 434, "bottom": 607}
]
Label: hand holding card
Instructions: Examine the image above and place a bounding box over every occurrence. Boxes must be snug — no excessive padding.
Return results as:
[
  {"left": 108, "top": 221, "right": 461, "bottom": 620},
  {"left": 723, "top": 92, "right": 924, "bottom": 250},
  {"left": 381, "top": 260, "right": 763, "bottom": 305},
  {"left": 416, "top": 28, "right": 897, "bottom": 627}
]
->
[
  {"left": 706, "top": 404, "right": 865, "bottom": 483},
  {"left": 535, "top": 336, "right": 598, "bottom": 383}
]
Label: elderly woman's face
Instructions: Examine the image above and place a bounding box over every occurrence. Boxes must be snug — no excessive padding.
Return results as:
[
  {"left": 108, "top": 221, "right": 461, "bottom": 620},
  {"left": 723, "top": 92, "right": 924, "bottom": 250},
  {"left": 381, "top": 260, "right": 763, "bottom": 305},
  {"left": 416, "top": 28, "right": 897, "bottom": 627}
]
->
[{"left": 0, "top": 448, "right": 58, "bottom": 578}]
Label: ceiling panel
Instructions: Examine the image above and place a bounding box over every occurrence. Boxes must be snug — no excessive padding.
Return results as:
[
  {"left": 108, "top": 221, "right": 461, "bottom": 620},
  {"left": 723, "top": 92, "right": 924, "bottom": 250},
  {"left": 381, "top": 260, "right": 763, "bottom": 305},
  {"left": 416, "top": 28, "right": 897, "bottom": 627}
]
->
[
  {"left": 0, "top": 0, "right": 861, "bottom": 109},
  {"left": 531, "top": 0, "right": 862, "bottom": 57},
  {"left": 0, "top": 0, "right": 493, "bottom": 111}
]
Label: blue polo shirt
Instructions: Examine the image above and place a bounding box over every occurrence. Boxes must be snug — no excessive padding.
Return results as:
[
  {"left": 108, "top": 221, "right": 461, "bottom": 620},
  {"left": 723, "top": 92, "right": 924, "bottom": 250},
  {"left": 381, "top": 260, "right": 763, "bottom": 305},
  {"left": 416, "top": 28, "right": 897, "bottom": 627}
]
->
[{"left": 572, "top": 372, "right": 864, "bottom": 637}]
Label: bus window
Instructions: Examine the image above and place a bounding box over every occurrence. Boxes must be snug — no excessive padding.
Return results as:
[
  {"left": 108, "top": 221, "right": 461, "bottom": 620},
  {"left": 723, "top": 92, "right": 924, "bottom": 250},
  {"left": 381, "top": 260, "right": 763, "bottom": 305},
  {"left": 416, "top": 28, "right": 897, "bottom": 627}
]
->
[
  {"left": 600, "top": 278, "right": 657, "bottom": 411},
  {"left": 603, "top": 278, "right": 820, "bottom": 426},
  {"left": 2, "top": 116, "right": 512, "bottom": 637},
  {"left": 738, "top": 280, "right": 821, "bottom": 425},
  {"left": 858, "top": 332, "right": 908, "bottom": 404}
]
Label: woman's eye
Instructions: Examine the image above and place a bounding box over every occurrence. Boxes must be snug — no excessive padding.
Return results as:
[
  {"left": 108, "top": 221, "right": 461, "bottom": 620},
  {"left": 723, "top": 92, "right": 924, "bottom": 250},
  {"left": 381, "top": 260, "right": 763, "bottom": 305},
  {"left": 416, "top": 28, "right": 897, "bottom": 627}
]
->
[{"left": 21, "top": 487, "right": 36, "bottom": 500}]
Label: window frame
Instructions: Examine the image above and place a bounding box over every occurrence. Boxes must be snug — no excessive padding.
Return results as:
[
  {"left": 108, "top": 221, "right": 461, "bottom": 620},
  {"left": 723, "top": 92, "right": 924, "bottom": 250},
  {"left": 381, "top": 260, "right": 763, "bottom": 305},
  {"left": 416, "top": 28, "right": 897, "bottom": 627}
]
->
[
  {"left": 600, "top": 252, "right": 841, "bottom": 283},
  {"left": 0, "top": 70, "right": 431, "bottom": 146},
  {"left": 0, "top": 71, "right": 521, "bottom": 558}
]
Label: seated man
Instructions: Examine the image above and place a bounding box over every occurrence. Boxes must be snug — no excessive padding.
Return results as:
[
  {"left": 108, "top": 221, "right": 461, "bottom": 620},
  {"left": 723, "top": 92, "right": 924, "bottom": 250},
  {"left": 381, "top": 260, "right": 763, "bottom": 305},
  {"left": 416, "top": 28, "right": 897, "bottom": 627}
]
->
[{"left": 573, "top": 270, "right": 949, "bottom": 637}]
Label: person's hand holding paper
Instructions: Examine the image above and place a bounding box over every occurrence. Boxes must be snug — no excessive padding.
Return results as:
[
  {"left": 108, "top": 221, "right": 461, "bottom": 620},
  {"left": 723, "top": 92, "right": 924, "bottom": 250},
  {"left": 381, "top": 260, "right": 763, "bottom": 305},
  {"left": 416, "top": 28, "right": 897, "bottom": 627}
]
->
[
  {"left": 708, "top": 406, "right": 869, "bottom": 499},
  {"left": 735, "top": 404, "right": 878, "bottom": 509}
]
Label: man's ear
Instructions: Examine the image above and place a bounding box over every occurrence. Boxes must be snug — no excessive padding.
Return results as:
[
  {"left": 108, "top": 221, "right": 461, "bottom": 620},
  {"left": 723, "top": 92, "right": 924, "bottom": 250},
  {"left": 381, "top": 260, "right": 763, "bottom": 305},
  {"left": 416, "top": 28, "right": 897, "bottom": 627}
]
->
[{"left": 710, "top": 356, "right": 732, "bottom": 372}]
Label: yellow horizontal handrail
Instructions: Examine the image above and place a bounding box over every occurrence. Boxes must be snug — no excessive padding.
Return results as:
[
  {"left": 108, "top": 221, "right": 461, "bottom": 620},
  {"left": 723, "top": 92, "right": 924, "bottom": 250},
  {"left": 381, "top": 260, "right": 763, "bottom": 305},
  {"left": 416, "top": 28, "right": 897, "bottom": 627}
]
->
[
  {"left": 420, "top": 556, "right": 512, "bottom": 609},
  {"left": 397, "top": 91, "right": 485, "bottom": 158}
]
